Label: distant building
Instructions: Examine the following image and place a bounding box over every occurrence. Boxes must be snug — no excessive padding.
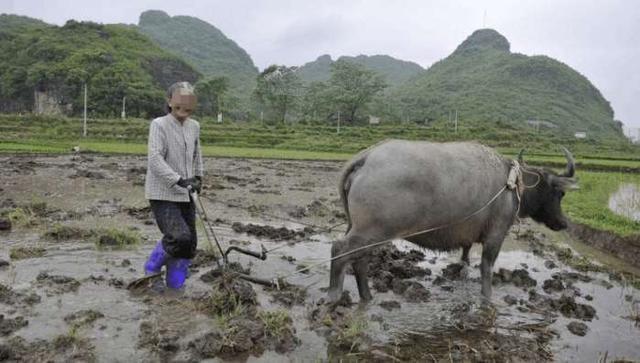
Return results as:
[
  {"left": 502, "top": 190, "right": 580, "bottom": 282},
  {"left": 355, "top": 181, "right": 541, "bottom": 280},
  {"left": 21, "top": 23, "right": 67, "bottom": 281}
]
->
[
  {"left": 574, "top": 132, "right": 587, "bottom": 139},
  {"left": 526, "top": 119, "right": 557, "bottom": 129}
]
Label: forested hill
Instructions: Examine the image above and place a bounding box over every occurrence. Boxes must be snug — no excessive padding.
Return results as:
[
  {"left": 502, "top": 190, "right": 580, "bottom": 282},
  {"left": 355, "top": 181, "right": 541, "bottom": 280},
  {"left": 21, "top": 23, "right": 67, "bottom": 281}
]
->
[
  {"left": 391, "top": 29, "right": 624, "bottom": 140},
  {"left": 0, "top": 14, "right": 199, "bottom": 118},
  {"left": 138, "top": 10, "right": 259, "bottom": 104},
  {"left": 297, "top": 54, "right": 424, "bottom": 87}
]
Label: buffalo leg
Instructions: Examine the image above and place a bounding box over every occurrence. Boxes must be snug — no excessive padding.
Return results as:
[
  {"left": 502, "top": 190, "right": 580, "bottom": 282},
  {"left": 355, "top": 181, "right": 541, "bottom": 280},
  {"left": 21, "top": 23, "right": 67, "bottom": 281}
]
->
[
  {"left": 461, "top": 245, "right": 471, "bottom": 265},
  {"left": 328, "top": 239, "right": 349, "bottom": 302},
  {"left": 353, "top": 257, "right": 372, "bottom": 302},
  {"left": 480, "top": 231, "right": 508, "bottom": 298}
]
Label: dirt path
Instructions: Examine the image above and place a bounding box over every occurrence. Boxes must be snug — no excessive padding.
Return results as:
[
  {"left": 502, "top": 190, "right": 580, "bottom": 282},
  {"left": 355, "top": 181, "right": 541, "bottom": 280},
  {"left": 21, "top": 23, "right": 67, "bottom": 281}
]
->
[{"left": 1, "top": 154, "right": 639, "bottom": 362}]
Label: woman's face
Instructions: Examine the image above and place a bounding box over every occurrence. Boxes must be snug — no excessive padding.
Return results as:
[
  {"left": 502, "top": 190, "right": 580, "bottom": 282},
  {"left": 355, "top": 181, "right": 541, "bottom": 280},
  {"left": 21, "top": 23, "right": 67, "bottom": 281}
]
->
[{"left": 168, "top": 92, "right": 197, "bottom": 122}]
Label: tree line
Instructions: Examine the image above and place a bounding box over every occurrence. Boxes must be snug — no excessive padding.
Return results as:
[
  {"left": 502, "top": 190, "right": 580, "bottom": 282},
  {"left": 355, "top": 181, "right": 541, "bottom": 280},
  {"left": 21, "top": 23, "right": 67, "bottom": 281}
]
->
[{"left": 199, "top": 59, "right": 387, "bottom": 125}]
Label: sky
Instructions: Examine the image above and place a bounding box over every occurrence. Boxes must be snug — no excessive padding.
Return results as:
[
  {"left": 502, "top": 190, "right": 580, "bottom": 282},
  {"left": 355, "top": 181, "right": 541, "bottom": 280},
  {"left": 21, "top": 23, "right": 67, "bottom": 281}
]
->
[{"left": 1, "top": 0, "right": 639, "bottom": 131}]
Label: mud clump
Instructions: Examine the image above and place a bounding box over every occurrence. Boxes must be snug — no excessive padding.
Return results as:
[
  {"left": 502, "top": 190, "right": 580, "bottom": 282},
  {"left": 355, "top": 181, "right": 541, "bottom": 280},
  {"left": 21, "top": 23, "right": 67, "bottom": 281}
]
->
[
  {"left": 403, "top": 281, "right": 431, "bottom": 302},
  {"left": 567, "top": 321, "right": 589, "bottom": 336},
  {"left": 190, "top": 249, "right": 220, "bottom": 270},
  {"left": 379, "top": 300, "right": 401, "bottom": 311},
  {"left": 138, "top": 321, "right": 180, "bottom": 359},
  {"left": 528, "top": 292, "right": 596, "bottom": 321},
  {"left": 192, "top": 272, "right": 299, "bottom": 357},
  {"left": 36, "top": 272, "right": 81, "bottom": 295},
  {"left": 64, "top": 310, "right": 104, "bottom": 327},
  {"left": 0, "top": 283, "right": 41, "bottom": 306},
  {"left": 187, "top": 330, "right": 223, "bottom": 360},
  {"left": 0, "top": 314, "right": 28, "bottom": 336},
  {"left": 0, "top": 259, "right": 10, "bottom": 269},
  {"left": 493, "top": 268, "right": 537, "bottom": 288},
  {"left": 71, "top": 168, "right": 107, "bottom": 179},
  {"left": 231, "top": 222, "right": 312, "bottom": 241},
  {"left": 0, "top": 217, "right": 11, "bottom": 231},
  {"left": 199, "top": 263, "right": 251, "bottom": 283},
  {"left": 42, "top": 224, "right": 92, "bottom": 241},
  {"left": 265, "top": 284, "right": 307, "bottom": 307},
  {"left": 441, "top": 262, "right": 466, "bottom": 280},
  {"left": 9, "top": 246, "right": 46, "bottom": 260},
  {"left": 124, "top": 205, "right": 153, "bottom": 220},
  {"left": 0, "top": 335, "right": 94, "bottom": 362},
  {"left": 368, "top": 245, "right": 430, "bottom": 301},
  {"left": 197, "top": 273, "right": 258, "bottom": 317},
  {"left": 309, "top": 292, "right": 371, "bottom": 354},
  {"left": 543, "top": 277, "right": 565, "bottom": 293}
]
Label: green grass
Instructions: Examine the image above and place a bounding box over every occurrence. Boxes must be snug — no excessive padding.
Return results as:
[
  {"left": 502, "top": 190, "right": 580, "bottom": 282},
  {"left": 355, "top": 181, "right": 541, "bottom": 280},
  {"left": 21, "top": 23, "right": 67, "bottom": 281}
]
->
[
  {"left": 10, "top": 246, "right": 46, "bottom": 259},
  {"left": 258, "top": 310, "right": 293, "bottom": 340},
  {"left": 93, "top": 228, "right": 141, "bottom": 248},
  {"left": 564, "top": 171, "right": 640, "bottom": 236}
]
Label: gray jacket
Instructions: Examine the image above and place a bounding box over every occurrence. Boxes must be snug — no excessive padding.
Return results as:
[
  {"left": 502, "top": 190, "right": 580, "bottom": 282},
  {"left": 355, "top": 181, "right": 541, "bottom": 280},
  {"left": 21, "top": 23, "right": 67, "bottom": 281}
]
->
[{"left": 144, "top": 114, "right": 204, "bottom": 202}]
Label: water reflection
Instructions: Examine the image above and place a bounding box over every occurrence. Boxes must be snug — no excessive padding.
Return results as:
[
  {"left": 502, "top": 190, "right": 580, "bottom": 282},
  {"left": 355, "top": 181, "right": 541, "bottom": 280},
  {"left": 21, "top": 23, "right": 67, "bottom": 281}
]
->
[{"left": 608, "top": 183, "right": 640, "bottom": 221}]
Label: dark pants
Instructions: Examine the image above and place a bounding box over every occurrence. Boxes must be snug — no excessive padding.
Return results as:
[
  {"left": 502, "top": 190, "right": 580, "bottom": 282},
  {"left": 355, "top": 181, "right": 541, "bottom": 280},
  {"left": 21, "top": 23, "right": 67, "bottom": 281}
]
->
[{"left": 150, "top": 199, "right": 197, "bottom": 259}]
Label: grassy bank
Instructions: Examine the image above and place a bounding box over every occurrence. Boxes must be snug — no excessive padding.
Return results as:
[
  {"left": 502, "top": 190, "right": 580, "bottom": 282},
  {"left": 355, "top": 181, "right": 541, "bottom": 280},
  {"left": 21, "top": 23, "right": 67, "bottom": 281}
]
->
[
  {"left": 1, "top": 114, "right": 639, "bottom": 239},
  {"left": 564, "top": 171, "right": 640, "bottom": 237}
]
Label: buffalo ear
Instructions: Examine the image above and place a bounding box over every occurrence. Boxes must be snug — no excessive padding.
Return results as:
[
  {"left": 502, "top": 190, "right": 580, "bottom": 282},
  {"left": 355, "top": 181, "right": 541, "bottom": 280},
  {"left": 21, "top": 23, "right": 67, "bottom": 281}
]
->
[{"left": 555, "top": 176, "right": 579, "bottom": 191}]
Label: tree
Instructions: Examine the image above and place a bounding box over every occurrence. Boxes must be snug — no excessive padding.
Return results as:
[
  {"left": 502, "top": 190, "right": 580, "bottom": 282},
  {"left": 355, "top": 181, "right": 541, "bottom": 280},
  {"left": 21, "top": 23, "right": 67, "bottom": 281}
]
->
[
  {"left": 254, "top": 65, "right": 301, "bottom": 123},
  {"left": 300, "top": 81, "right": 332, "bottom": 122},
  {"left": 326, "top": 60, "right": 387, "bottom": 123},
  {"left": 196, "top": 77, "right": 228, "bottom": 117}
]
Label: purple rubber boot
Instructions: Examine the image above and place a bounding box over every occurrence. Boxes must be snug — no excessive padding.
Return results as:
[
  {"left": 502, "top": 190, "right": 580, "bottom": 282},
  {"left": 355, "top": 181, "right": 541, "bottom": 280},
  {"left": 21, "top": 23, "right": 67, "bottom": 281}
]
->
[
  {"left": 144, "top": 240, "right": 168, "bottom": 275},
  {"left": 166, "top": 258, "right": 191, "bottom": 289}
]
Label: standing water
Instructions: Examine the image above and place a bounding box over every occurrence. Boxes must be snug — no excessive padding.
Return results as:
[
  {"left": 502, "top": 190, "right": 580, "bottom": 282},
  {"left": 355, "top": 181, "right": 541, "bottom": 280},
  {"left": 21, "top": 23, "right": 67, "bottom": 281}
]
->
[{"left": 609, "top": 183, "right": 640, "bottom": 221}]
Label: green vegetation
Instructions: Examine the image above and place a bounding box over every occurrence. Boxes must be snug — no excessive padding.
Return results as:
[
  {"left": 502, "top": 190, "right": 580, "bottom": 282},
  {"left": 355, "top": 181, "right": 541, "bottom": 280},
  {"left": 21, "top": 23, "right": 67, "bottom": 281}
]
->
[
  {"left": 6, "top": 208, "right": 37, "bottom": 228},
  {"left": 138, "top": 10, "right": 258, "bottom": 112},
  {"left": 0, "top": 14, "right": 198, "bottom": 118},
  {"left": 1, "top": 114, "right": 637, "bottom": 164},
  {"left": 10, "top": 246, "right": 46, "bottom": 260},
  {"left": 0, "top": 12, "right": 629, "bottom": 141},
  {"left": 43, "top": 224, "right": 92, "bottom": 242},
  {"left": 254, "top": 65, "right": 302, "bottom": 123},
  {"left": 564, "top": 171, "right": 640, "bottom": 236},
  {"left": 391, "top": 29, "right": 625, "bottom": 141},
  {"left": 93, "top": 228, "right": 141, "bottom": 248},
  {"left": 332, "top": 313, "right": 369, "bottom": 351},
  {"left": 258, "top": 310, "right": 294, "bottom": 340},
  {"left": 297, "top": 54, "right": 424, "bottom": 88}
]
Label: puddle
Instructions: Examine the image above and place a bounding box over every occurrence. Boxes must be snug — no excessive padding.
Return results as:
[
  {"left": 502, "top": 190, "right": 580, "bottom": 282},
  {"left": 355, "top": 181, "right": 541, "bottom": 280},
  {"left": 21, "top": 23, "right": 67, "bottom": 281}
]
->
[{"left": 609, "top": 183, "right": 640, "bottom": 221}]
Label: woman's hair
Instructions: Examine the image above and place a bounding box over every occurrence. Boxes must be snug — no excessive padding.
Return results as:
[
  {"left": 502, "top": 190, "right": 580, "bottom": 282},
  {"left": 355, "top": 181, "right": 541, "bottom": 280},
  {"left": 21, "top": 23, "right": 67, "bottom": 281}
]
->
[{"left": 165, "top": 81, "right": 196, "bottom": 113}]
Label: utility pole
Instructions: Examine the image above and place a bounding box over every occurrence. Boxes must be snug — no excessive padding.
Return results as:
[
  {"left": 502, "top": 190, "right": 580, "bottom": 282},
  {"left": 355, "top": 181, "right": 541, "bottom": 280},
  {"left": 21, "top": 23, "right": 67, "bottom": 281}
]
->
[
  {"left": 121, "top": 96, "right": 126, "bottom": 119},
  {"left": 83, "top": 82, "right": 87, "bottom": 137},
  {"left": 454, "top": 109, "right": 458, "bottom": 134}
]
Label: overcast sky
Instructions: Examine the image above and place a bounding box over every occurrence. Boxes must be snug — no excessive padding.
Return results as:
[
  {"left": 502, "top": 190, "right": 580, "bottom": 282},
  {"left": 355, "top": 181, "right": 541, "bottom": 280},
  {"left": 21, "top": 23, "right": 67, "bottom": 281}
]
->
[{"left": 2, "top": 0, "right": 639, "bottom": 130}]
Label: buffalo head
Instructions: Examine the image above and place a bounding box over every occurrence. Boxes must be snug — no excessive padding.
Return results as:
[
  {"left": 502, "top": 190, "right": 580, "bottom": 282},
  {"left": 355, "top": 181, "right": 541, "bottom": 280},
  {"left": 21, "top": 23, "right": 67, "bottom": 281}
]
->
[{"left": 518, "top": 147, "right": 577, "bottom": 231}]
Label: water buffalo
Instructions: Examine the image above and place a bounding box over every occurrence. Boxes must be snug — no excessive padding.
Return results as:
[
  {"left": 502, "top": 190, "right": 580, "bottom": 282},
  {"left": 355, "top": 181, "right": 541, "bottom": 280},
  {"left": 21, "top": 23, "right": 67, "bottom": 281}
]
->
[{"left": 328, "top": 140, "right": 576, "bottom": 302}]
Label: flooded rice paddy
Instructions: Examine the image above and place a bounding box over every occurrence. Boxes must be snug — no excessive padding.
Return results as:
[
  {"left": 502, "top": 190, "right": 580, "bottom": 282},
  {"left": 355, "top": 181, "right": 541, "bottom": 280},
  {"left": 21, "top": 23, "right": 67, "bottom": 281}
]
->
[{"left": 0, "top": 154, "right": 639, "bottom": 362}]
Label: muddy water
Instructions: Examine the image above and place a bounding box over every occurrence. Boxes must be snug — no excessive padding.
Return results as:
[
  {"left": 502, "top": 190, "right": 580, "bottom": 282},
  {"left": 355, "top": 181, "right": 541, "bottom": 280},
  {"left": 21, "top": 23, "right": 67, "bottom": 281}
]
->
[
  {"left": 609, "top": 183, "right": 640, "bottom": 221},
  {"left": 1, "top": 154, "right": 639, "bottom": 362}
]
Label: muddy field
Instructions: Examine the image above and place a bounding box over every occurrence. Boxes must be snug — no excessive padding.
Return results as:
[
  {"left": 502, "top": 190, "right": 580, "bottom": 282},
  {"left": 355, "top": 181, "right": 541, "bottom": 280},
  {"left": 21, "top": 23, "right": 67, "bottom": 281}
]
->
[{"left": 1, "top": 154, "right": 639, "bottom": 362}]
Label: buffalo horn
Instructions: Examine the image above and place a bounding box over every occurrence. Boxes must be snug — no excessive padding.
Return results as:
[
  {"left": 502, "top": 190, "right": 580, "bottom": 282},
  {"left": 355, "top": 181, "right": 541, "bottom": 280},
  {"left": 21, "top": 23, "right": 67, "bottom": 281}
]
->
[
  {"left": 561, "top": 146, "right": 575, "bottom": 178},
  {"left": 517, "top": 149, "right": 525, "bottom": 164}
]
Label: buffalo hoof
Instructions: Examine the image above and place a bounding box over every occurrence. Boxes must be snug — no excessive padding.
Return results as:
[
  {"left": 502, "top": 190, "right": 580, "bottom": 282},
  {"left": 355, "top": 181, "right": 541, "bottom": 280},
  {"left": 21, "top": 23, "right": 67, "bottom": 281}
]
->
[{"left": 327, "top": 288, "right": 342, "bottom": 303}]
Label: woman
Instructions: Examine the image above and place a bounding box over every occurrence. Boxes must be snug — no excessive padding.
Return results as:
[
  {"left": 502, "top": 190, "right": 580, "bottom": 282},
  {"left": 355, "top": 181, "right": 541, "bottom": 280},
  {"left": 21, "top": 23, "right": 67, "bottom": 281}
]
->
[{"left": 143, "top": 81, "right": 203, "bottom": 290}]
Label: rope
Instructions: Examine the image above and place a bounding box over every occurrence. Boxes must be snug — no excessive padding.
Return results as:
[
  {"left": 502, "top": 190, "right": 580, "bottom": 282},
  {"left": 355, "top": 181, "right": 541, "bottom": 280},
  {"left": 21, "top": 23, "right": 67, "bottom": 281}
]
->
[{"left": 273, "top": 184, "right": 510, "bottom": 284}]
